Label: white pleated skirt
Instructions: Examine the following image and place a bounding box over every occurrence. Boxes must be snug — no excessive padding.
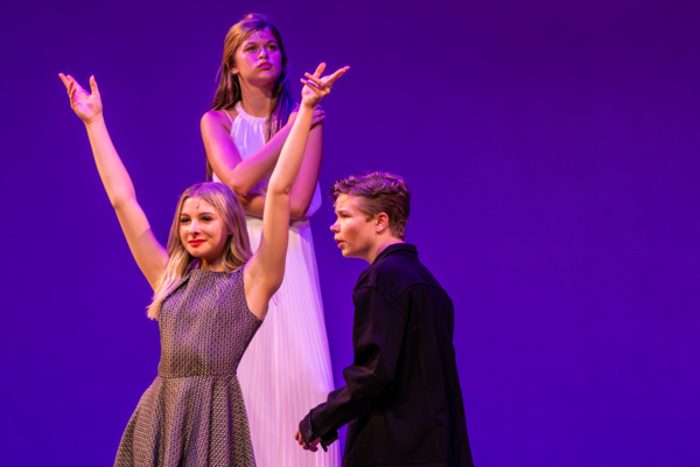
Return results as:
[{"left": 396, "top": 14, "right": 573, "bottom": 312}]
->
[{"left": 239, "top": 216, "right": 340, "bottom": 467}]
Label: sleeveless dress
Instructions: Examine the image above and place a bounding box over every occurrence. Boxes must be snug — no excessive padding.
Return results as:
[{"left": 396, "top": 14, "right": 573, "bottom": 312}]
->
[
  {"left": 114, "top": 268, "right": 261, "bottom": 466},
  {"left": 214, "top": 103, "right": 340, "bottom": 467}
]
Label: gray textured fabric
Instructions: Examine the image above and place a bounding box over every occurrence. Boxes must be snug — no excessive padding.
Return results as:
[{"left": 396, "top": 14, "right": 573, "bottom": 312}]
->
[{"left": 115, "top": 268, "right": 261, "bottom": 467}]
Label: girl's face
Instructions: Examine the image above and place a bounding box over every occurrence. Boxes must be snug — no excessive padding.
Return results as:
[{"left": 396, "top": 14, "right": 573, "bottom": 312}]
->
[
  {"left": 232, "top": 29, "right": 283, "bottom": 87},
  {"left": 179, "top": 197, "right": 230, "bottom": 270}
]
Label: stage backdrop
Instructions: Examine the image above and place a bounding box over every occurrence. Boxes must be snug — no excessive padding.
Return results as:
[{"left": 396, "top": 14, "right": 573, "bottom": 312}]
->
[{"left": 1, "top": 0, "right": 698, "bottom": 465}]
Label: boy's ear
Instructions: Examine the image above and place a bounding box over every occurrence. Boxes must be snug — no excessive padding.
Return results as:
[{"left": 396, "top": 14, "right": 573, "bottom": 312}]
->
[{"left": 375, "top": 212, "right": 390, "bottom": 234}]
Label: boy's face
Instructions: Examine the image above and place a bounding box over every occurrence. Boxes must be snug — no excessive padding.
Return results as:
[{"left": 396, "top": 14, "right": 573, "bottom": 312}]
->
[{"left": 331, "top": 194, "right": 378, "bottom": 262}]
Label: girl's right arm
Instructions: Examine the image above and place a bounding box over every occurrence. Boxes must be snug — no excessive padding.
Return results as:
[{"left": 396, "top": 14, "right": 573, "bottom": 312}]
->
[
  {"left": 200, "top": 107, "right": 325, "bottom": 217},
  {"left": 59, "top": 74, "right": 167, "bottom": 289},
  {"left": 200, "top": 109, "right": 294, "bottom": 195}
]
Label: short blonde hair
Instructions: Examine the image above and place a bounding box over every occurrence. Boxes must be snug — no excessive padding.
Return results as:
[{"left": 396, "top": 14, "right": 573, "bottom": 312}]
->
[{"left": 331, "top": 171, "right": 411, "bottom": 240}]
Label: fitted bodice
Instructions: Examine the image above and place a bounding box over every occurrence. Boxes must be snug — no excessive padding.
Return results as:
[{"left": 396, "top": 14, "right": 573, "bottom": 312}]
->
[{"left": 157, "top": 269, "right": 261, "bottom": 378}]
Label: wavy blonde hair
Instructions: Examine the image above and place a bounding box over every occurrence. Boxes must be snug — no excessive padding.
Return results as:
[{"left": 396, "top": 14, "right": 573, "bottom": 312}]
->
[
  {"left": 146, "top": 182, "right": 252, "bottom": 319},
  {"left": 207, "top": 12, "right": 294, "bottom": 180}
]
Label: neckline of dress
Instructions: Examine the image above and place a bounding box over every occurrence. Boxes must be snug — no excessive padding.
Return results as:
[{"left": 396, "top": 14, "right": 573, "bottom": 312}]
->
[
  {"left": 189, "top": 266, "right": 245, "bottom": 275},
  {"left": 235, "top": 102, "right": 266, "bottom": 122},
  {"left": 191, "top": 268, "right": 229, "bottom": 274}
]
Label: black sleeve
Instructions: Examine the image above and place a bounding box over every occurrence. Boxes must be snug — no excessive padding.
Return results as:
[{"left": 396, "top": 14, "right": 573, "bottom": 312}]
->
[{"left": 299, "top": 285, "right": 407, "bottom": 444}]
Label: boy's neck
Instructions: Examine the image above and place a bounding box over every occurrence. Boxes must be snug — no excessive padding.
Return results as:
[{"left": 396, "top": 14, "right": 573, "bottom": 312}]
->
[{"left": 366, "top": 237, "right": 404, "bottom": 264}]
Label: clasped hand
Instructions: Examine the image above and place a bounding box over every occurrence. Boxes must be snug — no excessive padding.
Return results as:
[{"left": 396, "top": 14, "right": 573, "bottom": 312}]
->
[{"left": 294, "top": 429, "right": 321, "bottom": 452}]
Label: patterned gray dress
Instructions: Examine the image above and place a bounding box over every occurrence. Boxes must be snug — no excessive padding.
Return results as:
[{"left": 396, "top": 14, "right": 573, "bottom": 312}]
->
[{"left": 115, "top": 268, "right": 261, "bottom": 466}]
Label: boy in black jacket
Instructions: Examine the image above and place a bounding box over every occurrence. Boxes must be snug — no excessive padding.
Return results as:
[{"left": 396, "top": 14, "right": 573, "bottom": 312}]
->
[{"left": 296, "top": 171, "right": 474, "bottom": 467}]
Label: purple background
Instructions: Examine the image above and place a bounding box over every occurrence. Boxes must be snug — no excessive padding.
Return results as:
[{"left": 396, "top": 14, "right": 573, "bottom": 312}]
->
[{"left": 1, "top": 0, "right": 699, "bottom": 465}]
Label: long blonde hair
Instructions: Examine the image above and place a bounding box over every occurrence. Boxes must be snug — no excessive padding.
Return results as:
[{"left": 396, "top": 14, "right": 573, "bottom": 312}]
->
[
  {"left": 146, "top": 182, "right": 252, "bottom": 319},
  {"left": 207, "top": 12, "right": 294, "bottom": 180}
]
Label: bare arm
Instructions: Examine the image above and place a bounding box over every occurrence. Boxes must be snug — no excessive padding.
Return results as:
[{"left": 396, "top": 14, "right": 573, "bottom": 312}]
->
[
  {"left": 201, "top": 108, "right": 325, "bottom": 218},
  {"left": 234, "top": 120, "right": 323, "bottom": 220},
  {"left": 289, "top": 120, "right": 323, "bottom": 218},
  {"left": 59, "top": 74, "right": 167, "bottom": 289},
  {"left": 201, "top": 110, "right": 293, "bottom": 194},
  {"left": 243, "top": 64, "right": 349, "bottom": 319}
]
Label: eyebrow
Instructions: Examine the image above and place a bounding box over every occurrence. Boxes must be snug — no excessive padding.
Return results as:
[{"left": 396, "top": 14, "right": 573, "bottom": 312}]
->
[
  {"left": 243, "top": 38, "right": 277, "bottom": 45},
  {"left": 180, "top": 211, "right": 216, "bottom": 217}
]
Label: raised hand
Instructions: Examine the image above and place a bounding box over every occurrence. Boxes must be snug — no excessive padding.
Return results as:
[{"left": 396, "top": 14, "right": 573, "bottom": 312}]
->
[
  {"left": 58, "top": 73, "right": 103, "bottom": 124},
  {"left": 300, "top": 63, "right": 349, "bottom": 109}
]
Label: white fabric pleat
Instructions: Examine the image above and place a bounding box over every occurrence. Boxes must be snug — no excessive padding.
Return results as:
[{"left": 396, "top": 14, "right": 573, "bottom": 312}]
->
[
  {"left": 214, "top": 104, "right": 340, "bottom": 466},
  {"left": 240, "top": 218, "right": 339, "bottom": 467}
]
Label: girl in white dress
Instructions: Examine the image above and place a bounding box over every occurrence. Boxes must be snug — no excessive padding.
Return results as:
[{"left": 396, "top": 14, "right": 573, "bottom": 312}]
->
[{"left": 200, "top": 14, "right": 340, "bottom": 467}]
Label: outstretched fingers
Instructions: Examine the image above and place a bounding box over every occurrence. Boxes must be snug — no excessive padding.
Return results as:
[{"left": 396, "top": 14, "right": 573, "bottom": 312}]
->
[
  {"left": 301, "top": 65, "right": 350, "bottom": 91},
  {"left": 59, "top": 72, "right": 104, "bottom": 123},
  {"left": 312, "top": 62, "right": 327, "bottom": 78},
  {"left": 68, "top": 82, "right": 77, "bottom": 103},
  {"left": 301, "top": 75, "right": 321, "bottom": 90},
  {"left": 299, "top": 63, "right": 350, "bottom": 106},
  {"left": 325, "top": 66, "right": 350, "bottom": 87},
  {"left": 58, "top": 72, "right": 70, "bottom": 89},
  {"left": 89, "top": 75, "right": 99, "bottom": 95},
  {"left": 300, "top": 63, "right": 327, "bottom": 89},
  {"left": 59, "top": 73, "right": 76, "bottom": 104},
  {"left": 62, "top": 74, "right": 78, "bottom": 91},
  {"left": 59, "top": 73, "right": 93, "bottom": 99}
]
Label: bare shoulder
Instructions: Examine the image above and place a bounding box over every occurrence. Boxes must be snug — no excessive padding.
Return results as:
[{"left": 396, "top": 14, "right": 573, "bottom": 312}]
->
[{"left": 201, "top": 109, "right": 238, "bottom": 131}]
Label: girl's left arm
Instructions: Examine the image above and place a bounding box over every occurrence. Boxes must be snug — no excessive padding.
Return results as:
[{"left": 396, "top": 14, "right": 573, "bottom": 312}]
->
[{"left": 290, "top": 118, "right": 324, "bottom": 219}]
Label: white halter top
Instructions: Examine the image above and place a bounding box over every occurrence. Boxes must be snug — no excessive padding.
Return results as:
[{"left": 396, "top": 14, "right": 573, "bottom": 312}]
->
[{"left": 214, "top": 102, "right": 322, "bottom": 217}]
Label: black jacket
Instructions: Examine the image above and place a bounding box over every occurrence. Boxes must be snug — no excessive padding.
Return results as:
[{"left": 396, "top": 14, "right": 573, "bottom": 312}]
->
[{"left": 299, "top": 244, "right": 473, "bottom": 466}]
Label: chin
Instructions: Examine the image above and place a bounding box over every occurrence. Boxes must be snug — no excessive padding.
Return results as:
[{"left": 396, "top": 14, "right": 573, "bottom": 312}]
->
[
  {"left": 340, "top": 249, "right": 355, "bottom": 259},
  {"left": 186, "top": 248, "right": 205, "bottom": 259},
  {"left": 251, "top": 75, "right": 279, "bottom": 88}
]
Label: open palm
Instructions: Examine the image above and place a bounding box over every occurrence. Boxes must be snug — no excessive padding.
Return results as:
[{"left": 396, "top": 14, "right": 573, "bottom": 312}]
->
[
  {"left": 59, "top": 73, "right": 103, "bottom": 123},
  {"left": 300, "top": 63, "right": 349, "bottom": 108}
]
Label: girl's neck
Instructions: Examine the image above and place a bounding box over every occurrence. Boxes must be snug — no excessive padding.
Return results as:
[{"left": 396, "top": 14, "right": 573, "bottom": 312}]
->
[
  {"left": 200, "top": 257, "right": 225, "bottom": 272},
  {"left": 238, "top": 80, "right": 274, "bottom": 118}
]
